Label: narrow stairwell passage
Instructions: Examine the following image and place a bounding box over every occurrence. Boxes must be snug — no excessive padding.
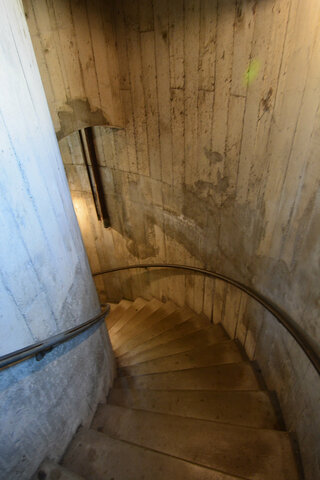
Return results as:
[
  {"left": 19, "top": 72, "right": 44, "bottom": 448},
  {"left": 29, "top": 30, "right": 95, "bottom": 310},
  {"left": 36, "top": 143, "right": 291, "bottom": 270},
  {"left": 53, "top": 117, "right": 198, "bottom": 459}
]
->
[{"left": 35, "top": 298, "right": 301, "bottom": 480}]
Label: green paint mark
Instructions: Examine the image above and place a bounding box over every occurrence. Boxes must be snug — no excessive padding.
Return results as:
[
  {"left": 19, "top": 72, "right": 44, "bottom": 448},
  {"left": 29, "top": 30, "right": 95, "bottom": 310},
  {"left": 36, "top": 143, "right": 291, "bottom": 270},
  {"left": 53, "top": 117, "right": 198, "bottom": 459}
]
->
[{"left": 244, "top": 59, "right": 260, "bottom": 86}]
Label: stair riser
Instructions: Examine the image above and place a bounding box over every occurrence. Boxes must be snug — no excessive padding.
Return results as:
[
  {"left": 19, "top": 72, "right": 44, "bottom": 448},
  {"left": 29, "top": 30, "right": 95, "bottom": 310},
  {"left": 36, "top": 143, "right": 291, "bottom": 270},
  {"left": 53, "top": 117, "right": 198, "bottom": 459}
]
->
[
  {"left": 63, "top": 429, "right": 243, "bottom": 480},
  {"left": 116, "top": 316, "right": 215, "bottom": 361},
  {"left": 114, "top": 310, "right": 197, "bottom": 359},
  {"left": 118, "top": 342, "right": 244, "bottom": 376},
  {"left": 110, "top": 302, "right": 162, "bottom": 348},
  {"left": 105, "top": 300, "right": 132, "bottom": 330},
  {"left": 108, "top": 298, "right": 147, "bottom": 336},
  {"left": 108, "top": 388, "right": 281, "bottom": 429},
  {"left": 92, "top": 405, "right": 298, "bottom": 480},
  {"left": 114, "top": 363, "right": 261, "bottom": 391},
  {"left": 111, "top": 303, "right": 174, "bottom": 350},
  {"left": 63, "top": 298, "right": 299, "bottom": 480},
  {"left": 118, "top": 327, "right": 229, "bottom": 366}
]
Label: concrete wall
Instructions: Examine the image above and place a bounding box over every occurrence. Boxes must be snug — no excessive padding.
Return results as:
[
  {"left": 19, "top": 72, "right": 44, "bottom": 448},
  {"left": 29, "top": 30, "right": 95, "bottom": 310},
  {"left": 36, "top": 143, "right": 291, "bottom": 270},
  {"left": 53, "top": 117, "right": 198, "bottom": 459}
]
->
[
  {"left": 0, "top": 1, "right": 114, "bottom": 479},
  {"left": 24, "top": 1, "right": 320, "bottom": 478},
  {"left": 23, "top": 0, "right": 123, "bottom": 139}
]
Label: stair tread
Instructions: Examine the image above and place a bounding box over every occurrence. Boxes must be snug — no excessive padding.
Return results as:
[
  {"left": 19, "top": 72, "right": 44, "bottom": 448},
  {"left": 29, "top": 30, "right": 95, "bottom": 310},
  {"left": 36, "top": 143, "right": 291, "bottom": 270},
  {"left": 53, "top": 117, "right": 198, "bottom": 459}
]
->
[
  {"left": 108, "top": 388, "right": 282, "bottom": 429},
  {"left": 118, "top": 341, "right": 245, "bottom": 375},
  {"left": 91, "top": 405, "right": 299, "bottom": 480},
  {"left": 113, "top": 301, "right": 179, "bottom": 355},
  {"left": 110, "top": 298, "right": 164, "bottom": 349},
  {"left": 61, "top": 299, "right": 299, "bottom": 480},
  {"left": 105, "top": 299, "right": 132, "bottom": 330},
  {"left": 63, "top": 428, "right": 244, "bottom": 480},
  {"left": 33, "top": 460, "right": 85, "bottom": 480},
  {"left": 118, "top": 324, "right": 230, "bottom": 366},
  {"left": 108, "top": 297, "right": 147, "bottom": 336},
  {"left": 117, "top": 312, "right": 212, "bottom": 361},
  {"left": 114, "top": 362, "right": 261, "bottom": 391},
  {"left": 114, "top": 307, "right": 197, "bottom": 358}
]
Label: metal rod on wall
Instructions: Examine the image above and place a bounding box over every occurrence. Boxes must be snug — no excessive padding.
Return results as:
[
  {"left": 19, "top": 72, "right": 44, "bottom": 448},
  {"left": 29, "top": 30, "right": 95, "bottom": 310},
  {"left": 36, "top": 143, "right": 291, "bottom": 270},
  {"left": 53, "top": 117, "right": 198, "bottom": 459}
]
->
[
  {"left": 79, "top": 127, "right": 111, "bottom": 228},
  {"left": 79, "top": 129, "right": 101, "bottom": 221}
]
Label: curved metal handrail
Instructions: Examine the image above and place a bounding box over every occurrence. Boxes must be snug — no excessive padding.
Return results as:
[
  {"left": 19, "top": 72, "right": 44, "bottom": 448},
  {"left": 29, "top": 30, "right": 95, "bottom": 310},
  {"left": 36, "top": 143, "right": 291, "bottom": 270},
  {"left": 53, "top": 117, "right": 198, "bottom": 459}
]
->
[
  {"left": 93, "top": 263, "right": 320, "bottom": 376},
  {"left": 0, "top": 306, "right": 110, "bottom": 371}
]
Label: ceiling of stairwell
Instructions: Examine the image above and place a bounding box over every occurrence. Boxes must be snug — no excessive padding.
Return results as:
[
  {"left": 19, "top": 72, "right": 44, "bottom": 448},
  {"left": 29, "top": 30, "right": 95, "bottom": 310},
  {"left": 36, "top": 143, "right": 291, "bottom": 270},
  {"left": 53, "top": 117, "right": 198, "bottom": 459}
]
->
[{"left": 23, "top": 0, "right": 320, "bottom": 340}]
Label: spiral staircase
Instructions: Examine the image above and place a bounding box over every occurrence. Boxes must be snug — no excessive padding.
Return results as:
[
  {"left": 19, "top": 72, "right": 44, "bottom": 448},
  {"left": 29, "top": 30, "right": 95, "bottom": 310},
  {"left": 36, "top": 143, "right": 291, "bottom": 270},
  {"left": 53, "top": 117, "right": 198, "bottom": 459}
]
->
[{"left": 33, "top": 297, "right": 301, "bottom": 480}]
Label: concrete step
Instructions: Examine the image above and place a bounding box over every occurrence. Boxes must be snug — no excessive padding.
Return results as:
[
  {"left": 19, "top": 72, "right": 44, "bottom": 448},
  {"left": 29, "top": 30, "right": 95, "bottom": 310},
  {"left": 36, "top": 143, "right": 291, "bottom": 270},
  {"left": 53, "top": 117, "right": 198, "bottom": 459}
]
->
[
  {"left": 63, "top": 428, "right": 243, "bottom": 480},
  {"left": 115, "top": 307, "right": 199, "bottom": 359},
  {"left": 118, "top": 341, "right": 245, "bottom": 375},
  {"left": 115, "top": 309, "right": 210, "bottom": 359},
  {"left": 91, "top": 405, "right": 299, "bottom": 480},
  {"left": 105, "top": 299, "right": 132, "bottom": 330},
  {"left": 117, "top": 324, "right": 230, "bottom": 366},
  {"left": 105, "top": 302, "right": 118, "bottom": 313},
  {"left": 114, "top": 362, "right": 261, "bottom": 391},
  {"left": 108, "top": 297, "right": 147, "bottom": 337},
  {"left": 108, "top": 388, "right": 282, "bottom": 429},
  {"left": 112, "top": 301, "right": 178, "bottom": 355},
  {"left": 110, "top": 298, "right": 164, "bottom": 349},
  {"left": 32, "top": 460, "right": 85, "bottom": 480}
]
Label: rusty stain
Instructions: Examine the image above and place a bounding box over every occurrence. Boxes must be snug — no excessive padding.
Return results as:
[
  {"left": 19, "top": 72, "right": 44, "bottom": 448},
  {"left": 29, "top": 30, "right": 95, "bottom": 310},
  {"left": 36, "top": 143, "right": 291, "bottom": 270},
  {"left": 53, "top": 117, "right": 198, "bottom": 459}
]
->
[{"left": 261, "top": 87, "right": 273, "bottom": 112}]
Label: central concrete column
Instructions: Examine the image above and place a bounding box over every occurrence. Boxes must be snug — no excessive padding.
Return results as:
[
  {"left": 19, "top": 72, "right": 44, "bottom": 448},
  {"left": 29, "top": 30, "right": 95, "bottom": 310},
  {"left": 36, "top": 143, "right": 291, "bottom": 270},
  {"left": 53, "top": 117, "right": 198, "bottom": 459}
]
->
[{"left": 0, "top": 1, "right": 114, "bottom": 478}]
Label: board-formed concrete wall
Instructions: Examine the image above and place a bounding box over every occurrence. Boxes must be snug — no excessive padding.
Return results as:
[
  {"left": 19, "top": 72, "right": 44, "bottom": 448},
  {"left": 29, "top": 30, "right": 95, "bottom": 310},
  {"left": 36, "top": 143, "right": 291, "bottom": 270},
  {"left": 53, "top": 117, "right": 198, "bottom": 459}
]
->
[
  {"left": 23, "top": 1, "right": 320, "bottom": 478},
  {"left": 0, "top": 1, "right": 115, "bottom": 479}
]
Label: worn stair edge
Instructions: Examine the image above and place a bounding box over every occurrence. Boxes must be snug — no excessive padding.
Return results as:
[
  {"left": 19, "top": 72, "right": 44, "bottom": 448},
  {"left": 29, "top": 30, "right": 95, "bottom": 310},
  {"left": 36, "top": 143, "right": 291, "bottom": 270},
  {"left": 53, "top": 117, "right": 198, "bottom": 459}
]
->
[
  {"left": 111, "top": 302, "right": 179, "bottom": 354},
  {"left": 116, "top": 322, "right": 228, "bottom": 364},
  {"left": 117, "top": 330, "right": 236, "bottom": 370},
  {"left": 108, "top": 297, "right": 148, "bottom": 336},
  {"left": 116, "top": 312, "right": 215, "bottom": 361},
  {"left": 114, "top": 362, "right": 262, "bottom": 391},
  {"left": 114, "top": 307, "right": 198, "bottom": 359},
  {"left": 107, "top": 388, "right": 282, "bottom": 430},
  {"left": 105, "top": 299, "right": 132, "bottom": 330},
  {"left": 32, "top": 459, "right": 85, "bottom": 480},
  {"left": 110, "top": 298, "right": 164, "bottom": 348},
  {"left": 63, "top": 428, "right": 248, "bottom": 480},
  {"left": 118, "top": 340, "right": 245, "bottom": 376},
  {"left": 91, "top": 405, "right": 299, "bottom": 480}
]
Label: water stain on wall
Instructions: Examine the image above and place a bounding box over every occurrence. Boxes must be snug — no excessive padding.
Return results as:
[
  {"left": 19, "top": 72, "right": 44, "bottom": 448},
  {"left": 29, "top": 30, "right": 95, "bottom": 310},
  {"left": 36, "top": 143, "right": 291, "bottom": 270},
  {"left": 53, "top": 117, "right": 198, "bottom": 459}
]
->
[{"left": 56, "top": 99, "right": 110, "bottom": 140}]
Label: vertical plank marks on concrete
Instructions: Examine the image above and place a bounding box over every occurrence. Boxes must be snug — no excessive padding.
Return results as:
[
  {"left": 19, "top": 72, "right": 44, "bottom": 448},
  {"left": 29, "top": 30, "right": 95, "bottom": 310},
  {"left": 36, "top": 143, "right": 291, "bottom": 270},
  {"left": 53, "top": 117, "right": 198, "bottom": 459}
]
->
[
  {"left": 268, "top": 6, "right": 320, "bottom": 261},
  {"left": 223, "top": 283, "right": 242, "bottom": 339},
  {"left": 171, "top": 88, "right": 185, "bottom": 187},
  {"left": 101, "top": 0, "right": 124, "bottom": 125},
  {"left": 51, "top": 0, "right": 85, "bottom": 101},
  {"left": 224, "top": 0, "right": 255, "bottom": 203},
  {"left": 257, "top": 0, "right": 315, "bottom": 257},
  {"left": 168, "top": 0, "right": 184, "bottom": 90},
  {"left": 211, "top": 0, "right": 235, "bottom": 203},
  {"left": 154, "top": 0, "right": 173, "bottom": 185},
  {"left": 212, "top": 279, "right": 226, "bottom": 325},
  {"left": 140, "top": 30, "right": 161, "bottom": 180},
  {"left": 139, "top": 0, "right": 154, "bottom": 33},
  {"left": 246, "top": 0, "right": 291, "bottom": 208},
  {"left": 71, "top": 0, "right": 101, "bottom": 110},
  {"left": 24, "top": 0, "right": 60, "bottom": 129},
  {"left": 124, "top": 0, "right": 150, "bottom": 177},
  {"left": 184, "top": 0, "right": 200, "bottom": 186}
]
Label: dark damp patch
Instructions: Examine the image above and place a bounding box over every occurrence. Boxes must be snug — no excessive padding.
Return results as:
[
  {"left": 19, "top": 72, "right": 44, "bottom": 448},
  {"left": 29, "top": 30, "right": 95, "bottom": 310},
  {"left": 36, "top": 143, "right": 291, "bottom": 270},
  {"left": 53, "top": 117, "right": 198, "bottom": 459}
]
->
[{"left": 203, "top": 148, "right": 223, "bottom": 164}]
